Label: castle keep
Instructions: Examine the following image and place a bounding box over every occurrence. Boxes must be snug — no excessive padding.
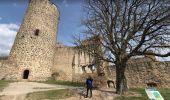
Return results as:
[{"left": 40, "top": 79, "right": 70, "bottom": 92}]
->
[
  {"left": 0, "top": 0, "right": 170, "bottom": 87},
  {"left": 9, "top": 0, "right": 59, "bottom": 81}
]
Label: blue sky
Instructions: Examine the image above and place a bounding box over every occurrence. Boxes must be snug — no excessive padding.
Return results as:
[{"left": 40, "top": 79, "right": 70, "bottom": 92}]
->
[
  {"left": 0, "top": 0, "right": 84, "bottom": 56},
  {"left": 0, "top": 0, "right": 169, "bottom": 61}
]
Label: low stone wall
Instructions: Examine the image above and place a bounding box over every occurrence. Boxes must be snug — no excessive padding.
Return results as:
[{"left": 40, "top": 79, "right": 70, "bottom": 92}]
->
[
  {"left": 126, "top": 61, "right": 170, "bottom": 87},
  {"left": 0, "top": 60, "right": 18, "bottom": 80},
  {"left": 107, "top": 61, "right": 170, "bottom": 88}
]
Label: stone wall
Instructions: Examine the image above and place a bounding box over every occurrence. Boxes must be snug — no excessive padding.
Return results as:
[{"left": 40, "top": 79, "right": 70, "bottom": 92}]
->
[
  {"left": 52, "top": 45, "right": 75, "bottom": 81},
  {"left": 0, "top": 0, "right": 169, "bottom": 85},
  {"left": 52, "top": 44, "right": 97, "bottom": 81},
  {"left": 0, "top": 60, "right": 18, "bottom": 80},
  {"left": 8, "top": 0, "right": 59, "bottom": 81},
  {"left": 107, "top": 57, "right": 170, "bottom": 87},
  {"left": 126, "top": 61, "right": 170, "bottom": 87},
  {"left": 73, "top": 49, "right": 96, "bottom": 74}
]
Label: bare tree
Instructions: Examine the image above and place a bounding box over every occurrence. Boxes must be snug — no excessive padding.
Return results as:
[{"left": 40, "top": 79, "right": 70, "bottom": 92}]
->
[{"left": 75, "top": 0, "right": 170, "bottom": 94}]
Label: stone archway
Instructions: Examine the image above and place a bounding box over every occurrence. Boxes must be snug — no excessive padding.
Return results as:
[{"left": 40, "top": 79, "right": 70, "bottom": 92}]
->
[{"left": 23, "top": 70, "right": 29, "bottom": 79}]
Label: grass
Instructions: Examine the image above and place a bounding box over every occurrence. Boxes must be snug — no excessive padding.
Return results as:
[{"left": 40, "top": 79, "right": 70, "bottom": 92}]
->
[
  {"left": 26, "top": 80, "right": 84, "bottom": 100},
  {"left": 26, "top": 89, "right": 73, "bottom": 100},
  {"left": 40, "top": 80, "right": 85, "bottom": 87},
  {"left": 115, "top": 88, "right": 170, "bottom": 100},
  {"left": 159, "top": 88, "right": 170, "bottom": 99},
  {"left": 0, "top": 80, "right": 11, "bottom": 91}
]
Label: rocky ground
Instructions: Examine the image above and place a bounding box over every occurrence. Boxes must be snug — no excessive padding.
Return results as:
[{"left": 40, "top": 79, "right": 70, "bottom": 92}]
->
[{"left": 0, "top": 82, "right": 118, "bottom": 100}]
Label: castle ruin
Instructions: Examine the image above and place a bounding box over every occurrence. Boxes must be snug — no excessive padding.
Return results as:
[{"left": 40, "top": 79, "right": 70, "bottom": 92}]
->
[{"left": 0, "top": 0, "right": 170, "bottom": 87}]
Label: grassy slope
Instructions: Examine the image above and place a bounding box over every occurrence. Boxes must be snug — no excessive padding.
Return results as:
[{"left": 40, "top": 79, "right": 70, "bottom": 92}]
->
[
  {"left": 115, "top": 88, "right": 170, "bottom": 100},
  {"left": 25, "top": 80, "right": 84, "bottom": 100},
  {"left": 26, "top": 89, "right": 73, "bottom": 100},
  {"left": 26, "top": 80, "right": 85, "bottom": 100},
  {"left": 0, "top": 80, "right": 11, "bottom": 91}
]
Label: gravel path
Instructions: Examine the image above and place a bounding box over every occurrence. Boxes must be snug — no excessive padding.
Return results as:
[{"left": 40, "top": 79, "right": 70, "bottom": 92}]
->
[
  {"left": 0, "top": 82, "right": 71, "bottom": 95},
  {"left": 65, "top": 88, "right": 118, "bottom": 100},
  {"left": 0, "top": 82, "right": 74, "bottom": 100},
  {"left": 0, "top": 82, "right": 118, "bottom": 100}
]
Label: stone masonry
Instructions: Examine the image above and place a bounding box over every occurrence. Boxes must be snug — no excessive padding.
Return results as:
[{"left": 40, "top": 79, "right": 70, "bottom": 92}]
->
[
  {"left": 0, "top": 0, "right": 170, "bottom": 88},
  {"left": 7, "top": 0, "right": 59, "bottom": 81},
  {"left": 107, "top": 57, "right": 170, "bottom": 87},
  {"left": 52, "top": 43, "right": 96, "bottom": 81}
]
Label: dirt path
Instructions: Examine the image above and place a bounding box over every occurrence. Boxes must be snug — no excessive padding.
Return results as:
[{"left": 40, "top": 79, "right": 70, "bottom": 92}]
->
[
  {"left": 65, "top": 88, "right": 118, "bottom": 100},
  {"left": 0, "top": 82, "right": 118, "bottom": 100},
  {"left": 0, "top": 82, "right": 74, "bottom": 100}
]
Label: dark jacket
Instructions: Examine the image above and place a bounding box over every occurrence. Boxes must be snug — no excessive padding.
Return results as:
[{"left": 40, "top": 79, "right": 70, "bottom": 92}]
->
[{"left": 86, "top": 78, "right": 93, "bottom": 88}]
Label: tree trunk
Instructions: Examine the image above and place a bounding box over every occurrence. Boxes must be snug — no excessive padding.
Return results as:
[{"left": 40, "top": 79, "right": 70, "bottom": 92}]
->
[{"left": 115, "top": 63, "right": 128, "bottom": 94}]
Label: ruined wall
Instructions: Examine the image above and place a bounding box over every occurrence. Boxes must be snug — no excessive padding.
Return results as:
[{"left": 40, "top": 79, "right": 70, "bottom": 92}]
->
[
  {"left": 52, "top": 44, "right": 96, "bottom": 81},
  {"left": 52, "top": 45, "right": 75, "bottom": 81},
  {"left": 73, "top": 49, "right": 96, "bottom": 74},
  {"left": 107, "top": 57, "right": 170, "bottom": 87},
  {"left": 125, "top": 61, "right": 170, "bottom": 87},
  {"left": 8, "top": 0, "right": 59, "bottom": 81}
]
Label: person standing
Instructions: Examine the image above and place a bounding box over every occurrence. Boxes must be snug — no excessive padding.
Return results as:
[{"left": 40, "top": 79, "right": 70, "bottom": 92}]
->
[{"left": 85, "top": 75, "right": 93, "bottom": 98}]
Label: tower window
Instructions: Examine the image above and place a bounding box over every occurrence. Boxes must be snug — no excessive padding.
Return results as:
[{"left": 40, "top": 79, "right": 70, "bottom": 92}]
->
[
  {"left": 21, "top": 35, "right": 24, "bottom": 38},
  {"left": 34, "top": 29, "right": 40, "bottom": 36}
]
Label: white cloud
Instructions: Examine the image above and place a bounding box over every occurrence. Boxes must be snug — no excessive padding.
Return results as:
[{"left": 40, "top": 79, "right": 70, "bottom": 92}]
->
[
  {"left": 156, "top": 56, "right": 170, "bottom": 61},
  {"left": 0, "top": 23, "right": 19, "bottom": 56},
  {"left": 155, "top": 48, "right": 170, "bottom": 61}
]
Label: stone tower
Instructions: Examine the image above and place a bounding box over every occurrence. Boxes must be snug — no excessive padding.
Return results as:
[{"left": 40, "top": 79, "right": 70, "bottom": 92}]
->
[{"left": 9, "top": 0, "right": 59, "bottom": 81}]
